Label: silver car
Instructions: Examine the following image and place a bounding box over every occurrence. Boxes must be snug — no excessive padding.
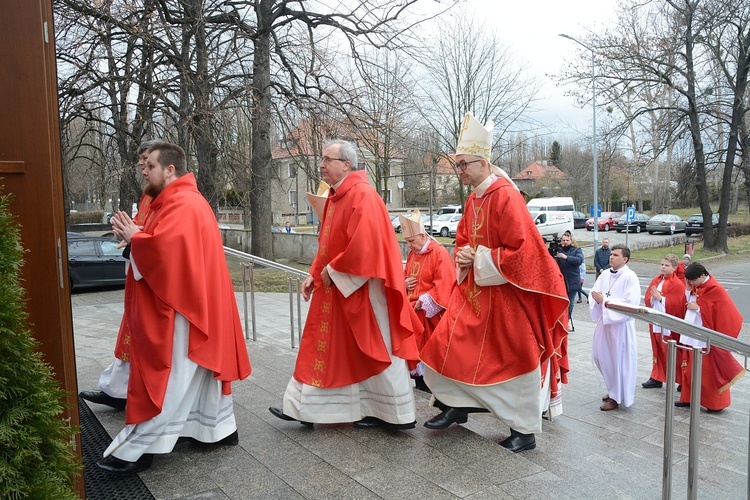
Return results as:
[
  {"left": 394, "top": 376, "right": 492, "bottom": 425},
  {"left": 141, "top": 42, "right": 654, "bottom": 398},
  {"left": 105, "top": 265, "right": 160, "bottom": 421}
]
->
[{"left": 646, "top": 214, "right": 687, "bottom": 234}]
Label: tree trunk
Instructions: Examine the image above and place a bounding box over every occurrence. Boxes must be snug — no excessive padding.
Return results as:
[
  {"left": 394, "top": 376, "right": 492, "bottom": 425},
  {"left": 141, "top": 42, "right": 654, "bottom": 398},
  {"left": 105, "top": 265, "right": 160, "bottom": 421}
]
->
[{"left": 250, "top": 0, "right": 273, "bottom": 259}]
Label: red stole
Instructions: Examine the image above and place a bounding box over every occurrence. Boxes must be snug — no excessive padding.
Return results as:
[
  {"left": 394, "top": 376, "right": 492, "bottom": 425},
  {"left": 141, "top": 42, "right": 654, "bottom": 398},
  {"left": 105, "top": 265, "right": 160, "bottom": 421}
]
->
[
  {"left": 114, "top": 194, "right": 153, "bottom": 361},
  {"left": 293, "top": 170, "right": 421, "bottom": 388}
]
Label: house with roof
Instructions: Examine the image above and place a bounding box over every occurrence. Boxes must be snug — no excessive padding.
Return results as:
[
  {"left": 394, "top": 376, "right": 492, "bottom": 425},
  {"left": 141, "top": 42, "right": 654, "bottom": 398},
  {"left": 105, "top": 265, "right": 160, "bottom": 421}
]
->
[
  {"left": 270, "top": 118, "right": 407, "bottom": 225},
  {"left": 511, "top": 161, "right": 568, "bottom": 196}
]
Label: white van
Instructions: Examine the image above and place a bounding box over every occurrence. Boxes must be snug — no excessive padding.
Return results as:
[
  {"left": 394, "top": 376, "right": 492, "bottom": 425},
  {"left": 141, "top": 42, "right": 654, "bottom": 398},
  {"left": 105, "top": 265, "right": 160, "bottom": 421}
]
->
[{"left": 526, "top": 197, "right": 575, "bottom": 241}]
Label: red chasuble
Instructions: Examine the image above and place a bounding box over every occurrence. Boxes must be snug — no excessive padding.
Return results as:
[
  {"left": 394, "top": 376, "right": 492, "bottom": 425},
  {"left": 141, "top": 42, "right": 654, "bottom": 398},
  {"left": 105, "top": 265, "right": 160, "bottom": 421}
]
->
[
  {"left": 644, "top": 272, "right": 686, "bottom": 382},
  {"left": 125, "top": 174, "right": 251, "bottom": 424},
  {"left": 405, "top": 239, "right": 455, "bottom": 350},
  {"left": 679, "top": 277, "right": 744, "bottom": 410},
  {"left": 114, "top": 194, "right": 153, "bottom": 362},
  {"left": 420, "top": 176, "right": 569, "bottom": 387},
  {"left": 293, "top": 170, "right": 421, "bottom": 388}
]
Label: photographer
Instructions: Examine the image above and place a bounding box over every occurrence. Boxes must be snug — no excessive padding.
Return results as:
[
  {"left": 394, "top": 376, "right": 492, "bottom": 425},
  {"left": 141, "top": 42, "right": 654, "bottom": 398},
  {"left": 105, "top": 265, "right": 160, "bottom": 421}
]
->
[{"left": 553, "top": 233, "right": 584, "bottom": 331}]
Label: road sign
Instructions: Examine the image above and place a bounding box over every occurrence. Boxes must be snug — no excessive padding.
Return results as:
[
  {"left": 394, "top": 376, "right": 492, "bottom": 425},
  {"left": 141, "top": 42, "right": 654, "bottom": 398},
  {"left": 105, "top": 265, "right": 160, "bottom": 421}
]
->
[
  {"left": 589, "top": 204, "right": 602, "bottom": 217},
  {"left": 626, "top": 206, "right": 635, "bottom": 222}
]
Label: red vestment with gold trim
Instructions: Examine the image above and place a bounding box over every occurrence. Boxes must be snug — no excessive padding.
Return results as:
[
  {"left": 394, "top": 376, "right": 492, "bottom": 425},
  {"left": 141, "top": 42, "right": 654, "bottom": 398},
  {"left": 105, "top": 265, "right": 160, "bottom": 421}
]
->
[
  {"left": 293, "top": 170, "right": 421, "bottom": 388},
  {"left": 420, "top": 176, "right": 569, "bottom": 390}
]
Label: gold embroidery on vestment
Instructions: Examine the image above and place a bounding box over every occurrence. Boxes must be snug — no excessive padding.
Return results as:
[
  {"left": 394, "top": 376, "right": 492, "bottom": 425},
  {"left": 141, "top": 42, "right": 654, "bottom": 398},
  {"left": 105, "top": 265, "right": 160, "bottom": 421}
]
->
[
  {"left": 313, "top": 359, "right": 325, "bottom": 372},
  {"left": 317, "top": 340, "right": 327, "bottom": 352}
]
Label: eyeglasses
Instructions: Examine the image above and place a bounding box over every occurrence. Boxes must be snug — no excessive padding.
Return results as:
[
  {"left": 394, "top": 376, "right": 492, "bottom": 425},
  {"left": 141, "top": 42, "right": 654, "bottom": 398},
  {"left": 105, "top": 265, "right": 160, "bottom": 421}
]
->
[
  {"left": 320, "top": 156, "right": 347, "bottom": 164},
  {"left": 453, "top": 159, "right": 482, "bottom": 172}
]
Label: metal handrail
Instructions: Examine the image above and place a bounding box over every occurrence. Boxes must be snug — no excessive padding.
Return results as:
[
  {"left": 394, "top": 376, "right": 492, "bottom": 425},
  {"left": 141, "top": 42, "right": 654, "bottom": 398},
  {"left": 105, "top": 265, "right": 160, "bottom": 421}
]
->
[
  {"left": 224, "top": 247, "right": 309, "bottom": 347},
  {"left": 605, "top": 301, "right": 750, "bottom": 500}
]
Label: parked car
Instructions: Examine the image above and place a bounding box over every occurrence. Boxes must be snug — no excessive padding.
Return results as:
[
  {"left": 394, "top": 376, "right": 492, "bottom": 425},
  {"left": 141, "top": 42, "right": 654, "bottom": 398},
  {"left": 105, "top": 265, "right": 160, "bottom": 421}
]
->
[
  {"left": 423, "top": 204, "right": 462, "bottom": 230},
  {"left": 614, "top": 212, "right": 650, "bottom": 233},
  {"left": 390, "top": 215, "right": 401, "bottom": 233},
  {"left": 585, "top": 212, "right": 622, "bottom": 231},
  {"left": 67, "top": 235, "right": 127, "bottom": 290},
  {"left": 426, "top": 213, "right": 462, "bottom": 237},
  {"left": 684, "top": 213, "right": 728, "bottom": 235},
  {"left": 646, "top": 214, "right": 687, "bottom": 234},
  {"left": 572, "top": 211, "right": 588, "bottom": 229}
]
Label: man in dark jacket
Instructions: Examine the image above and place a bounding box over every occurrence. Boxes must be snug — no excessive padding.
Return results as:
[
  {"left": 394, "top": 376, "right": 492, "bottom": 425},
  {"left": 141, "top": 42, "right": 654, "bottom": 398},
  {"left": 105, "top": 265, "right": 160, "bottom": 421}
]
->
[
  {"left": 554, "top": 234, "right": 584, "bottom": 331},
  {"left": 594, "top": 238, "right": 611, "bottom": 278}
]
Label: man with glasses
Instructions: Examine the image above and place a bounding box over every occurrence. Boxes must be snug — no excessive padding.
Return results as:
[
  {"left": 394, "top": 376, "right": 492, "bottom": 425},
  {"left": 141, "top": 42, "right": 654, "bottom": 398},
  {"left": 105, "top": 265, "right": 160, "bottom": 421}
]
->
[
  {"left": 419, "top": 113, "right": 569, "bottom": 452},
  {"left": 676, "top": 262, "right": 744, "bottom": 412},
  {"left": 269, "top": 139, "right": 422, "bottom": 430}
]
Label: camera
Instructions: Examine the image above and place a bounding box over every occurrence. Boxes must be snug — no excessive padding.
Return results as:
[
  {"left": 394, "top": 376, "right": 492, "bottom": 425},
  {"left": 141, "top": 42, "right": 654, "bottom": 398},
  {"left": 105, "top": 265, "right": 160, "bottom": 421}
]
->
[{"left": 547, "top": 236, "right": 562, "bottom": 258}]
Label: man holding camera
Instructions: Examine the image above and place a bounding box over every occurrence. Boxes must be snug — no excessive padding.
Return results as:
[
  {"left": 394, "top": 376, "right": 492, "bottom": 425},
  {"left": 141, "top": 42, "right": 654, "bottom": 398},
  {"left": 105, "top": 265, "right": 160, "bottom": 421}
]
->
[{"left": 554, "top": 233, "right": 584, "bottom": 332}]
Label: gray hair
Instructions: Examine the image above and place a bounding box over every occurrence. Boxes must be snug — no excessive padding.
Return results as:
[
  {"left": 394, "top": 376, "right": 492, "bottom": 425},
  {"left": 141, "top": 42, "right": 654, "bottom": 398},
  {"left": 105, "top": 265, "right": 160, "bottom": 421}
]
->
[
  {"left": 325, "top": 139, "right": 360, "bottom": 170},
  {"left": 137, "top": 140, "right": 160, "bottom": 155}
]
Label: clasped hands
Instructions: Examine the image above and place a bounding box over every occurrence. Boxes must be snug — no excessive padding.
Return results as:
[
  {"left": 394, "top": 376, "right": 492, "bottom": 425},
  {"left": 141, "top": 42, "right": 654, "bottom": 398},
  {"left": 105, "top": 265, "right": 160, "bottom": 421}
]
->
[{"left": 110, "top": 211, "right": 142, "bottom": 246}]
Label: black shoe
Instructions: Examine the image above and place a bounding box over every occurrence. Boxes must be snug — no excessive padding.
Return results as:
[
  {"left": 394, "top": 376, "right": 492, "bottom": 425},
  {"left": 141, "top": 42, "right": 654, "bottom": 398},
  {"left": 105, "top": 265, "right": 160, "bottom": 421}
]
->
[
  {"left": 576, "top": 300, "right": 582, "bottom": 303},
  {"left": 499, "top": 432, "right": 536, "bottom": 453},
  {"left": 268, "top": 407, "right": 313, "bottom": 427},
  {"left": 641, "top": 378, "right": 663, "bottom": 389},
  {"left": 675, "top": 401, "right": 691, "bottom": 407},
  {"left": 97, "top": 454, "right": 153, "bottom": 476},
  {"left": 184, "top": 430, "right": 240, "bottom": 447},
  {"left": 706, "top": 408, "right": 724, "bottom": 414},
  {"left": 414, "top": 376, "right": 431, "bottom": 393},
  {"left": 80, "top": 390, "right": 126, "bottom": 410},
  {"left": 353, "top": 416, "right": 416, "bottom": 430},
  {"left": 424, "top": 408, "right": 469, "bottom": 429}
]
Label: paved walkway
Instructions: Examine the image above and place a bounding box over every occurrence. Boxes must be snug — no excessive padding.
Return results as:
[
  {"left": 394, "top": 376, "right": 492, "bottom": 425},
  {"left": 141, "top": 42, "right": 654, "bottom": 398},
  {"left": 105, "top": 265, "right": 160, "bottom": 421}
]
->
[{"left": 73, "top": 286, "right": 750, "bottom": 499}]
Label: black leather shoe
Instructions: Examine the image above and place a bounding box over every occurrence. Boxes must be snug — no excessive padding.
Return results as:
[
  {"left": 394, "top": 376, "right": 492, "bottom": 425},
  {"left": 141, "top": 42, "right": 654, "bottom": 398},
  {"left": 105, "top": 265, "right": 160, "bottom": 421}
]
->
[
  {"left": 97, "top": 454, "right": 153, "bottom": 475},
  {"left": 675, "top": 401, "right": 691, "bottom": 407},
  {"left": 353, "top": 416, "right": 416, "bottom": 430},
  {"left": 641, "top": 378, "right": 663, "bottom": 389},
  {"left": 268, "top": 407, "right": 313, "bottom": 427},
  {"left": 184, "top": 430, "right": 240, "bottom": 447},
  {"left": 499, "top": 433, "right": 536, "bottom": 453},
  {"left": 424, "top": 408, "right": 469, "bottom": 429},
  {"left": 414, "top": 376, "right": 431, "bottom": 393},
  {"left": 80, "top": 390, "right": 126, "bottom": 410}
]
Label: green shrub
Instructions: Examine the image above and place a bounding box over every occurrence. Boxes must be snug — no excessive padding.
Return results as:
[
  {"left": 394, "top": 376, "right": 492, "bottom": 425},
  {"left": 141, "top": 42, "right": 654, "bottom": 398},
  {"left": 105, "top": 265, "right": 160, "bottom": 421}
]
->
[
  {"left": 69, "top": 211, "right": 105, "bottom": 224},
  {"left": 0, "top": 192, "right": 79, "bottom": 499},
  {"left": 728, "top": 222, "right": 750, "bottom": 237}
]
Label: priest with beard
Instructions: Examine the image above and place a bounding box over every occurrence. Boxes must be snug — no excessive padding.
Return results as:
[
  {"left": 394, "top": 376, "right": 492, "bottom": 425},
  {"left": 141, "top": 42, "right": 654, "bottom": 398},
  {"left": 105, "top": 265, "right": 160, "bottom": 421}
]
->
[{"left": 101, "top": 142, "right": 251, "bottom": 475}]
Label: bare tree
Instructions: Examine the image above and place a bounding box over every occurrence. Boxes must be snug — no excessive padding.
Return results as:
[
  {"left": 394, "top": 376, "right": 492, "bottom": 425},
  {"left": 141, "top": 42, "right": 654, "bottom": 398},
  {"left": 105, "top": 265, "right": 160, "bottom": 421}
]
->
[{"left": 413, "top": 13, "right": 541, "bottom": 204}]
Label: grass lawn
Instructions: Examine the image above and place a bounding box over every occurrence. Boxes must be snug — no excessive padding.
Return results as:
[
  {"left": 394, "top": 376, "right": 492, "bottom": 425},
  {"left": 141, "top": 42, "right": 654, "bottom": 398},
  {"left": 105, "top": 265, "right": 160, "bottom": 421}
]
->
[{"left": 631, "top": 233, "right": 750, "bottom": 262}]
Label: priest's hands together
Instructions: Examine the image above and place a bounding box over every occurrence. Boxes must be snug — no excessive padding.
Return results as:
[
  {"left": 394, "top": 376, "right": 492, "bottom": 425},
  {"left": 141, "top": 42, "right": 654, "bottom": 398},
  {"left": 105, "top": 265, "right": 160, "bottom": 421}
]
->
[
  {"left": 111, "top": 211, "right": 142, "bottom": 243},
  {"left": 456, "top": 246, "right": 475, "bottom": 269}
]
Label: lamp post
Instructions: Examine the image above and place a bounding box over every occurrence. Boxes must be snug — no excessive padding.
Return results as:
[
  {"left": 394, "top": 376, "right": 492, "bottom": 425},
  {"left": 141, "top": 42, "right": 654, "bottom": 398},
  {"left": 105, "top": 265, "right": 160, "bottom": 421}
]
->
[{"left": 559, "top": 33, "right": 598, "bottom": 252}]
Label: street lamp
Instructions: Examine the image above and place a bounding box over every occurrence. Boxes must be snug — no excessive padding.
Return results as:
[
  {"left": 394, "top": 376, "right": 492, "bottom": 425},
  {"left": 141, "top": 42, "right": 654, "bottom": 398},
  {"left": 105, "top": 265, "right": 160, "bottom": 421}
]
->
[{"left": 559, "top": 33, "right": 598, "bottom": 252}]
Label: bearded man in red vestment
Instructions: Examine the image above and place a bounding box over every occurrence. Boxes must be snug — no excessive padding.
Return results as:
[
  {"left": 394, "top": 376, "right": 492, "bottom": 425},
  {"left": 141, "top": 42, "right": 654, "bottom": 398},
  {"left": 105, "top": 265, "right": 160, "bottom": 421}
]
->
[
  {"left": 100, "top": 142, "right": 251, "bottom": 475},
  {"left": 642, "top": 254, "right": 687, "bottom": 389},
  {"left": 399, "top": 209, "right": 455, "bottom": 392},
  {"left": 269, "top": 139, "right": 422, "bottom": 430},
  {"left": 80, "top": 140, "right": 157, "bottom": 411},
  {"left": 420, "top": 112, "right": 569, "bottom": 453},
  {"left": 676, "top": 262, "right": 744, "bottom": 412}
]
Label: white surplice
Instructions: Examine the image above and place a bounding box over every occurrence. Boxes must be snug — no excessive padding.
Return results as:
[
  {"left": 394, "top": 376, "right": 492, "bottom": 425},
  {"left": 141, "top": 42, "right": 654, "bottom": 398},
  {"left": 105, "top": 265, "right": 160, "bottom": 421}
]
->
[{"left": 589, "top": 265, "right": 641, "bottom": 407}]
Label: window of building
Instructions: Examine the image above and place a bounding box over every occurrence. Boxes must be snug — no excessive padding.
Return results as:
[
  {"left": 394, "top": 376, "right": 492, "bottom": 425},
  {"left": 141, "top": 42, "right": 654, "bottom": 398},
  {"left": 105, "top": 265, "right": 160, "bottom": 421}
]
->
[{"left": 288, "top": 190, "right": 297, "bottom": 208}]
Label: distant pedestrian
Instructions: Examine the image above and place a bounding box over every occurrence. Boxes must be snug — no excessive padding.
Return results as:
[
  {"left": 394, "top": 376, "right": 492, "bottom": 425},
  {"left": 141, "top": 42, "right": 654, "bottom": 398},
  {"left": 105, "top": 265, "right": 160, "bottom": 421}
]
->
[
  {"left": 594, "top": 238, "right": 611, "bottom": 278},
  {"left": 675, "top": 253, "right": 691, "bottom": 282}
]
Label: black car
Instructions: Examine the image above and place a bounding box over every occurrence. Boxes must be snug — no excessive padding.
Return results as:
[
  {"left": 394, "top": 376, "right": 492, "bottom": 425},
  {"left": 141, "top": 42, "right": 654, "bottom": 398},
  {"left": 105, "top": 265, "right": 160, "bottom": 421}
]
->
[
  {"left": 685, "top": 213, "right": 728, "bottom": 235},
  {"left": 67, "top": 235, "right": 127, "bottom": 290},
  {"left": 614, "top": 213, "right": 650, "bottom": 233},
  {"left": 572, "top": 211, "right": 588, "bottom": 229}
]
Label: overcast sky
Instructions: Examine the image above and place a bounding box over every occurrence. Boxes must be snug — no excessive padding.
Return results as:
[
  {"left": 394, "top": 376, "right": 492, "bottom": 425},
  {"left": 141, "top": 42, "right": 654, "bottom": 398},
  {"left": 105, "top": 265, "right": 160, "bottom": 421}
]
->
[{"left": 454, "top": 0, "right": 620, "bottom": 138}]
